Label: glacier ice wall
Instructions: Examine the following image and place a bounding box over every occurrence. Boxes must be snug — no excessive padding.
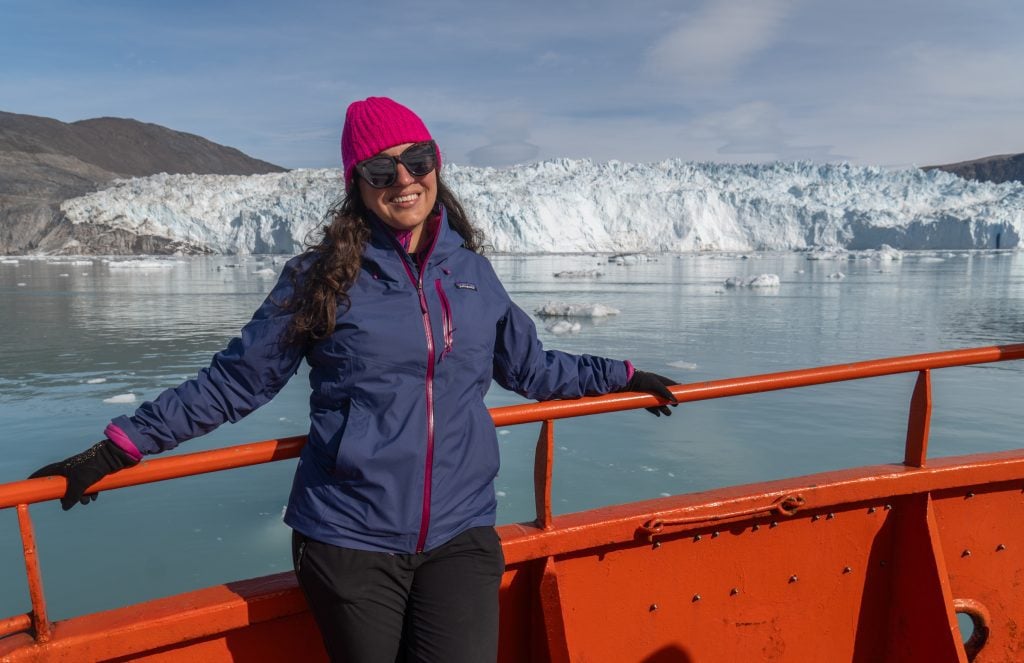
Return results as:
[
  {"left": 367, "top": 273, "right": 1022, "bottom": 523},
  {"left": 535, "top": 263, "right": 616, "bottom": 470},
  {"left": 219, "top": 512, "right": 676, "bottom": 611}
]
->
[{"left": 58, "top": 160, "right": 1024, "bottom": 254}]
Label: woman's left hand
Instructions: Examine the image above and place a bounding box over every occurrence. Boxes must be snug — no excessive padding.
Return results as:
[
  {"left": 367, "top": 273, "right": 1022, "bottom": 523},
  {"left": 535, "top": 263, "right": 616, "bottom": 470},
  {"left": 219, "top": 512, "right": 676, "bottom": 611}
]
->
[{"left": 620, "top": 371, "right": 678, "bottom": 416}]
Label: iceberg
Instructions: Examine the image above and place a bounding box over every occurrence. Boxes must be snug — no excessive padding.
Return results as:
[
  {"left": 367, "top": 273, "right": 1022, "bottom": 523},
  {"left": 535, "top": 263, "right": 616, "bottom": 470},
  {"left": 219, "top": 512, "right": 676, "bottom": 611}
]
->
[
  {"left": 553, "top": 270, "right": 603, "bottom": 278},
  {"left": 725, "top": 274, "right": 780, "bottom": 288},
  {"left": 535, "top": 302, "right": 621, "bottom": 318}
]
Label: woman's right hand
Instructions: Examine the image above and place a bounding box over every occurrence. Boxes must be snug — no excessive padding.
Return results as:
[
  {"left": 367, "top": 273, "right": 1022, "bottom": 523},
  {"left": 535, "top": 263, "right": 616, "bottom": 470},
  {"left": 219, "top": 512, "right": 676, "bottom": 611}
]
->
[{"left": 28, "top": 440, "right": 139, "bottom": 510}]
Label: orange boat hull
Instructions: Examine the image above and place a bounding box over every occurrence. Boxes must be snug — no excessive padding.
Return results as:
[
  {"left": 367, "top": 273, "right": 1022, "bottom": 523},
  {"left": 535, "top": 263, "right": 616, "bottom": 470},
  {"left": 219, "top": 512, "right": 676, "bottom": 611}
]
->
[{"left": 4, "top": 450, "right": 1023, "bottom": 662}]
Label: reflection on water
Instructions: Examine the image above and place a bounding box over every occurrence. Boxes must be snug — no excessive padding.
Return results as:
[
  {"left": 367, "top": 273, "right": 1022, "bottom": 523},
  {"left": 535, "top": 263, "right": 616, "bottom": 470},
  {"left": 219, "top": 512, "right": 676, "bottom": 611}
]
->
[{"left": 1, "top": 251, "right": 1022, "bottom": 619}]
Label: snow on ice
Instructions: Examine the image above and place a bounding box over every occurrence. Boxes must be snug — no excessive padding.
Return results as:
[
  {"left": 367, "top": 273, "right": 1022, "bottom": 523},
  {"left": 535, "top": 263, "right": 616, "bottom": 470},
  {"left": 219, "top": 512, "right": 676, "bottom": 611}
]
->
[
  {"left": 535, "top": 302, "right": 621, "bottom": 317},
  {"left": 724, "top": 274, "right": 781, "bottom": 288},
  {"left": 55, "top": 160, "right": 1024, "bottom": 255},
  {"left": 103, "top": 393, "right": 137, "bottom": 404}
]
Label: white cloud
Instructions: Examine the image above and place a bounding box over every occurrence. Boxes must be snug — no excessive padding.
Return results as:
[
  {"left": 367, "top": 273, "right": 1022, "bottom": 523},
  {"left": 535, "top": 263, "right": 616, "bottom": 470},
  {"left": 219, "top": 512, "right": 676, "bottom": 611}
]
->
[{"left": 647, "top": 0, "right": 798, "bottom": 84}]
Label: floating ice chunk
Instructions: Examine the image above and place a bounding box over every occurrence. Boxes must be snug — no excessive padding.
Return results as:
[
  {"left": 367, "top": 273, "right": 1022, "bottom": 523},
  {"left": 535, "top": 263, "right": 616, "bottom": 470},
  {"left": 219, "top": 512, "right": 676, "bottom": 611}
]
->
[
  {"left": 725, "top": 274, "right": 780, "bottom": 288},
  {"left": 609, "top": 254, "right": 650, "bottom": 265},
  {"left": 253, "top": 268, "right": 277, "bottom": 276},
  {"left": 553, "top": 270, "right": 602, "bottom": 278},
  {"left": 59, "top": 273, "right": 70, "bottom": 277},
  {"left": 747, "top": 274, "right": 780, "bottom": 288},
  {"left": 667, "top": 360, "right": 698, "bottom": 370},
  {"left": 107, "top": 259, "right": 181, "bottom": 269},
  {"left": 545, "top": 320, "right": 582, "bottom": 335},
  {"left": 86, "top": 378, "right": 107, "bottom": 384},
  {"left": 496, "top": 491, "right": 507, "bottom": 497},
  {"left": 535, "top": 301, "right": 620, "bottom": 317},
  {"left": 827, "top": 272, "right": 846, "bottom": 280},
  {"left": 498, "top": 430, "right": 510, "bottom": 436},
  {"left": 16, "top": 283, "right": 26, "bottom": 287},
  {"left": 103, "top": 393, "right": 137, "bottom": 404},
  {"left": 868, "top": 244, "right": 903, "bottom": 261},
  {"left": 919, "top": 257, "right": 946, "bottom": 263},
  {"left": 806, "top": 249, "right": 847, "bottom": 261},
  {"left": 1, "top": 259, "right": 19, "bottom": 265}
]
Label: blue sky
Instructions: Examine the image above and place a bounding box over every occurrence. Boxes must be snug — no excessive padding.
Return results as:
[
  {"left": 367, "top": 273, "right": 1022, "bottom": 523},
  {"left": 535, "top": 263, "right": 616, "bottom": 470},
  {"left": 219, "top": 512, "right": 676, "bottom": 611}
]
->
[{"left": 2, "top": 0, "right": 1022, "bottom": 169}]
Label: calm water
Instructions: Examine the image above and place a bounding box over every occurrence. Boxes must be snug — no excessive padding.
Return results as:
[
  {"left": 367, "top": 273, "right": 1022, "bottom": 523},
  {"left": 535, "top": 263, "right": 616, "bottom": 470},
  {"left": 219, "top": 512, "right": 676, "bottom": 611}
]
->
[{"left": 1, "top": 251, "right": 1023, "bottom": 620}]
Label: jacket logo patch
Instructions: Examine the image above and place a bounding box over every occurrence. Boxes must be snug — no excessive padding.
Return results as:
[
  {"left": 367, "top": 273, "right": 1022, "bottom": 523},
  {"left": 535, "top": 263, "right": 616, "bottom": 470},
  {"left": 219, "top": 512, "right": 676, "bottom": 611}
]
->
[{"left": 455, "top": 281, "right": 477, "bottom": 291}]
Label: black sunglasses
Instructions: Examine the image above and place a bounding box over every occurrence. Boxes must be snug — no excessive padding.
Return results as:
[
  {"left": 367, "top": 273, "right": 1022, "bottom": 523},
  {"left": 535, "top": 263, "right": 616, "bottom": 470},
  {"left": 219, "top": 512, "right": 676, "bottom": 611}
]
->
[{"left": 356, "top": 141, "right": 438, "bottom": 189}]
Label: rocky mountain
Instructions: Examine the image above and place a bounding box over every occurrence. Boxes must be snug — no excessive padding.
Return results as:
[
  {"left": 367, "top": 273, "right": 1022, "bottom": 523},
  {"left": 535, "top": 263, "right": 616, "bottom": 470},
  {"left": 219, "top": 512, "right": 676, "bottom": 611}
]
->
[
  {"left": 0, "top": 111, "right": 285, "bottom": 254},
  {"left": 923, "top": 153, "right": 1024, "bottom": 185}
]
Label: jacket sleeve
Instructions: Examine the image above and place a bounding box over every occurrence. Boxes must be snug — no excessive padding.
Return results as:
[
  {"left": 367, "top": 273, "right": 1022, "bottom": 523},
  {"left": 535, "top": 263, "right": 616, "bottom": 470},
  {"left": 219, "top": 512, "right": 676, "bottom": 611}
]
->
[
  {"left": 492, "top": 291, "right": 630, "bottom": 401},
  {"left": 109, "top": 257, "right": 308, "bottom": 455}
]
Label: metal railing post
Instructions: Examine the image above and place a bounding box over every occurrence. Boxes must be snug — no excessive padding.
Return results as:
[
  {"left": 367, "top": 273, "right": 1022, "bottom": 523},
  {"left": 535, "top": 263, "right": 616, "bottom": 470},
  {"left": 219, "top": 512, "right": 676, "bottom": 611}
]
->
[
  {"left": 534, "top": 420, "right": 555, "bottom": 529},
  {"left": 904, "top": 369, "right": 933, "bottom": 468},
  {"left": 16, "top": 504, "right": 51, "bottom": 642}
]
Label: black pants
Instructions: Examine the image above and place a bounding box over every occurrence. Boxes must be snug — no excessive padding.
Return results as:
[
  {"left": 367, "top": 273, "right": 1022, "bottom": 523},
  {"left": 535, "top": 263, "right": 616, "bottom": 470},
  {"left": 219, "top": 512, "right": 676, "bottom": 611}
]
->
[{"left": 292, "top": 527, "right": 504, "bottom": 663}]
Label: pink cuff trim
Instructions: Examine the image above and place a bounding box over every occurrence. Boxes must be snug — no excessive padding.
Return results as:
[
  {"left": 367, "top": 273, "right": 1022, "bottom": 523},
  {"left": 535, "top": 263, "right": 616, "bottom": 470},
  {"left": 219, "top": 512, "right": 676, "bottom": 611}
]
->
[
  {"left": 624, "top": 360, "right": 635, "bottom": 382},
  {"left": 104, "top": 423, "right": 144, "bottom": 461}
]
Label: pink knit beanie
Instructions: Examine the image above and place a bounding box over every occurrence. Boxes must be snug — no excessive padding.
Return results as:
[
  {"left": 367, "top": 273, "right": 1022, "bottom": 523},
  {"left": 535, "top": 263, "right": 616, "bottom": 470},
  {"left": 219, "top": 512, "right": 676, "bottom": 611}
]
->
[{"left": 341, "top": 96, "right": 439, "bottom": 190}]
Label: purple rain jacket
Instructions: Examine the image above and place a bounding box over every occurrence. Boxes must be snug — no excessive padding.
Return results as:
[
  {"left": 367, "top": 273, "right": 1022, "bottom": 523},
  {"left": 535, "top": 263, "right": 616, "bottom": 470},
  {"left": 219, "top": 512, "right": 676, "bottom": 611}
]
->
[{"left": 109, "top": 207, "right": 630, "bottom": 554}]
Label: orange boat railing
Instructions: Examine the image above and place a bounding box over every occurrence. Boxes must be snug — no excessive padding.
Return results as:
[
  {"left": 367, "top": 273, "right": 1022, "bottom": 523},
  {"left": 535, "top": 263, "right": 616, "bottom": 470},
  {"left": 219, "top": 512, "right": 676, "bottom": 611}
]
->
[{"left": 2, "top": 343, "right": 1023, "bottom": 653}]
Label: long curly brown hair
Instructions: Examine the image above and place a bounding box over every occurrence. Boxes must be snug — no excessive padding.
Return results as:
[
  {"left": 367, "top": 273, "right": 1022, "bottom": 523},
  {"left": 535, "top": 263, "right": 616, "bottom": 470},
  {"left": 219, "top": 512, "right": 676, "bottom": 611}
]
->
[{"left": 284, "top": 172, "right": 485, "bottom": 345}]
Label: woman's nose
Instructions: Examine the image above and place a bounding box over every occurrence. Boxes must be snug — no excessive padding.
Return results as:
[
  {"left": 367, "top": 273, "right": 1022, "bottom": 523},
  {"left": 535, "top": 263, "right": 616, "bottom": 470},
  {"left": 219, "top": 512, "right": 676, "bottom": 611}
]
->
[{"left": 394, "top": 164, "right": 415, "bottom": 186}]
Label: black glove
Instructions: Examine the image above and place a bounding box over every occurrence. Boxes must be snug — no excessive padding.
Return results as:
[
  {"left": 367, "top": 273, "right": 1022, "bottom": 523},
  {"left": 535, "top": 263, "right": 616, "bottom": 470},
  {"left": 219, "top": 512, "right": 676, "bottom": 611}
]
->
[
  {"left": 621, "top": 370, "right": 679, "bottom": 416},
  {"left": 29, "top": 440, "right": 139, "bottom": 510}
]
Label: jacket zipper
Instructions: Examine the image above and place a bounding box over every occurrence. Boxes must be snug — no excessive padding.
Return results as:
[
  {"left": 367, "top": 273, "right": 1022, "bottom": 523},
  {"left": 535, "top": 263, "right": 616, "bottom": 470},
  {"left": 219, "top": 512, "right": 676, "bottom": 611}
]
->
[
  {"left": 413, "top": 279, "right": 436, "bottom": 553},
  {"left": 434, "top": 279, "right": 454, "bottom": 360},
  {"left": 391, "top": 223, "right": 442, "bottom": 554}
]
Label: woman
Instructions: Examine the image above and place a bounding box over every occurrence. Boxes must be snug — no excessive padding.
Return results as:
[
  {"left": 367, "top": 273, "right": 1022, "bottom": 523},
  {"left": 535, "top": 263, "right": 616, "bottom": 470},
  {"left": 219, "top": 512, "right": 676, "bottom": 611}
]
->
[{"left": 30, "top": 96, "right": 678, "bottom": 662}]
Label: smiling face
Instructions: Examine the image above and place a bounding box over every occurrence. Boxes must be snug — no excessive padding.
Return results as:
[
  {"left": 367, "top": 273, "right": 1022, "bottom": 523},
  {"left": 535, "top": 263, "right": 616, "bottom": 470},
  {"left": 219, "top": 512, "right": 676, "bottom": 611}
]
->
[{"left": 357, "top": 142, "right": 438, "bottom": 241}]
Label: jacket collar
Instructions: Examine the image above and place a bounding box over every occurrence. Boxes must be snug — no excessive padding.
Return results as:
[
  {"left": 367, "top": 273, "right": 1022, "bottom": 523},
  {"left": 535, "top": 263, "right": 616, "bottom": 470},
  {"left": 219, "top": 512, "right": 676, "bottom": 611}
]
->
[{"left": 364, "top": 205, "right": 463, "bottom": 279}]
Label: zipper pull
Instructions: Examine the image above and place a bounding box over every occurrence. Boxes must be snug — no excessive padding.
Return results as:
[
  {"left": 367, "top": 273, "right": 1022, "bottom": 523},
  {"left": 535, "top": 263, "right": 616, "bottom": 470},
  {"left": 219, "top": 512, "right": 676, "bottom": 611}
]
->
[{"left": 416, "top": 283, "right": 428, "bottom": 313}]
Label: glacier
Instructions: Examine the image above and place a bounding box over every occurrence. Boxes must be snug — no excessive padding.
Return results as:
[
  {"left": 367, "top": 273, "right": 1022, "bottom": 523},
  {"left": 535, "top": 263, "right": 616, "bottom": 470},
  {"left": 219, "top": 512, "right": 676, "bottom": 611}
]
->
[{"left": 56, "top": 159, "right": 1024, "bottom": 255}]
